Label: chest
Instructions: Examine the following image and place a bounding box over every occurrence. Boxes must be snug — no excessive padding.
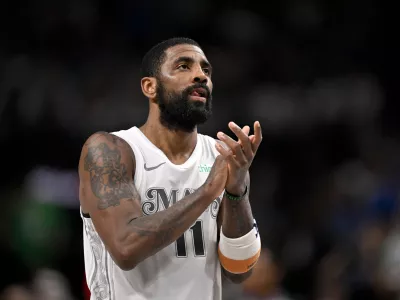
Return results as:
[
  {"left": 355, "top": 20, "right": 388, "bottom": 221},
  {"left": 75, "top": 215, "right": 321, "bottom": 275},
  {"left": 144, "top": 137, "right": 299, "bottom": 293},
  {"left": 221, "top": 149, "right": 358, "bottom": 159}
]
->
[{"left": 138, "top": 153, "right": 216, "bottom": 207}]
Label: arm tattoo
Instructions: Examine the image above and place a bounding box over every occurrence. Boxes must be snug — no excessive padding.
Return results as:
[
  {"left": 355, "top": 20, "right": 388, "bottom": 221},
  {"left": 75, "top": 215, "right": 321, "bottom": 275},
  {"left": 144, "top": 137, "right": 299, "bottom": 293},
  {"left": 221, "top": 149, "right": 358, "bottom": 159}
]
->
[
  {"left": 81, "top": 132, "right": 216, "bottom": 268},
  {"left": 128, "top": 197, "right": 197, "bottom": 254},
  {"left": 84, "top": 132, "right": 138, "bottom": 210},
  {"left": 221, "top": 174, "right": 254, "bottom": 238},
  {"left": 222, "top": 195, "right": 253, "bottom": 238}
]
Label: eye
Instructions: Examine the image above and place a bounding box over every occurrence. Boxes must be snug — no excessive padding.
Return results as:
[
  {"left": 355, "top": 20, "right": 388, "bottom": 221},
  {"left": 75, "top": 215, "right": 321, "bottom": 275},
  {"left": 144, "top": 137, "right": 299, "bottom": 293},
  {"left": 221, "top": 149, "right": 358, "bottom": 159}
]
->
[
  {"left": 177, "top": 64, "right": 189, "bottom": 70},
  {"left": 203, "top": 68, "right": 210, "bottom": 75}
]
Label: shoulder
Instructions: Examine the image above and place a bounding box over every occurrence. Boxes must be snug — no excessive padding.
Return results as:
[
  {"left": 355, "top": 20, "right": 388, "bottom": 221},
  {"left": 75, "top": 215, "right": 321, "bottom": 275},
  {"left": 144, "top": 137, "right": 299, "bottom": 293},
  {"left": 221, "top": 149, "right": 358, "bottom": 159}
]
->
[
  {"left": 84, "top": 131, "right": 131, "bottom": 149},
  {"left": 80, "top": 131, "right": 136, "bottom": 167}
]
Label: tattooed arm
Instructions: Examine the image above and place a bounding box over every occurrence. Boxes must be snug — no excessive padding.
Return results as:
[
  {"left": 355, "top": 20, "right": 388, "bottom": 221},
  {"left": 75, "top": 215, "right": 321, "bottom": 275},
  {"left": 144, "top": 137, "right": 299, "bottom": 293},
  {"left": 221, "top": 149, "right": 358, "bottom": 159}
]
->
[
  {"left": 217, "top": 172, "right": 254, "bottom": 283},
  {"left": 79, "top": 132, "right": 228, "bottom": 270}
]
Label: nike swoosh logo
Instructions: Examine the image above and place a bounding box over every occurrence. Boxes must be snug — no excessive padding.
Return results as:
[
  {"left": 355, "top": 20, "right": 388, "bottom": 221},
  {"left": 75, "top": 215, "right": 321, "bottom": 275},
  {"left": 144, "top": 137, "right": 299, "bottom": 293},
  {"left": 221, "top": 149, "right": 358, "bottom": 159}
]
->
[{"left": 144, "top": 162, "right": 166, "bottom": 171}]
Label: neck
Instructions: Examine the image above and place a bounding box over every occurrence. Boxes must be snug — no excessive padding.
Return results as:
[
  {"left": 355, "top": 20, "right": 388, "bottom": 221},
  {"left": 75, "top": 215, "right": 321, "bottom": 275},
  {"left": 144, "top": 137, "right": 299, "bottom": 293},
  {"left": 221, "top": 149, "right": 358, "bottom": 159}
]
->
[{"left": 140, "top": 116, "right": 198, "bottom": 165}]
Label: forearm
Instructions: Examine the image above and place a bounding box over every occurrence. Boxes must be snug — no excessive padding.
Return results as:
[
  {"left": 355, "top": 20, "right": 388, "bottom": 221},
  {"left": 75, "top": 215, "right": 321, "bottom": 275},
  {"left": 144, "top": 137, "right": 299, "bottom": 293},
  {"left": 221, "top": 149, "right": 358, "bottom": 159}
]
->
[
  {"left": 222, "top": 267, "right": 253, "bottom": 283},
  {"left": 118, "top": 187, "right": 214, "bottom": 268},
  {"left": 221, "top": 176, "right": 256, "bottom": 283},
  {"left": 221, "top": 192, "right": 254, "bottom": 238},
  {"left": 215, "top": 121, "right": 263, "bottom": 283}
]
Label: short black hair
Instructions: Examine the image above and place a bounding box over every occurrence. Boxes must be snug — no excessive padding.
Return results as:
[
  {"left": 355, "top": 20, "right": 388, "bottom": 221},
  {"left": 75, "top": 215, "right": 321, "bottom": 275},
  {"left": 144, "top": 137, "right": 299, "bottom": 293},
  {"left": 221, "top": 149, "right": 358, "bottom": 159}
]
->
[{"left": 141, "top": 37, "right": 201, "bottom": 78}]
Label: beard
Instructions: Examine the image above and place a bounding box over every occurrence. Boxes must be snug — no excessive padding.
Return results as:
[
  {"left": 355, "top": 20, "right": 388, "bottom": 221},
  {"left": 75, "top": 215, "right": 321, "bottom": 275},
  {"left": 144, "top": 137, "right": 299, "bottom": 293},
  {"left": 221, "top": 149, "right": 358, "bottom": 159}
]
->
[{"left": 156, "top": 81, "right": 212, "bottom": 133}]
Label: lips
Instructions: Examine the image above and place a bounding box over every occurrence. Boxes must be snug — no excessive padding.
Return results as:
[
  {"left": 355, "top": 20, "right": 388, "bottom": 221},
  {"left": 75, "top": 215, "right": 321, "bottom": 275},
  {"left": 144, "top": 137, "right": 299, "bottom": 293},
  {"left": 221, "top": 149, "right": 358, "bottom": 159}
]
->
[{"left": 190, "top": 87, "right": 208, "bottom": 98}]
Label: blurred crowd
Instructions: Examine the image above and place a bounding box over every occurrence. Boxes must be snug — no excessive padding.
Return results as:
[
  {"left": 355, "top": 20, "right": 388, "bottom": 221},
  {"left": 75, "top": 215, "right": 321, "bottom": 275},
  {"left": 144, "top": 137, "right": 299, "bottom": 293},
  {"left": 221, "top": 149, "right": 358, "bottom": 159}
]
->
[{"left": 0, "top": 0, "right": 396, "bottom": 299}]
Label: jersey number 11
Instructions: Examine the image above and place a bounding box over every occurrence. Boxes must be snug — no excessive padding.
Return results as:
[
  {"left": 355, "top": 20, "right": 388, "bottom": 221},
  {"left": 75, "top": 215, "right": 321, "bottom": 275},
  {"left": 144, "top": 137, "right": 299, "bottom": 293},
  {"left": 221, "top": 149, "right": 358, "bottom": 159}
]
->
[{"left": 175, "top": 220, "right": 205, "bottom": 257}]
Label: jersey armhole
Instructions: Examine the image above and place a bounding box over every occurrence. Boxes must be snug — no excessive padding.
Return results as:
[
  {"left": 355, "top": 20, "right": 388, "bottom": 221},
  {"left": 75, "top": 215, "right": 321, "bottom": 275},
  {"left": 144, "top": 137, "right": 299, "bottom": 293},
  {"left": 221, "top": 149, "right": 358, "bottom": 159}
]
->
[
  {"left": 80, "top": 207, "right": 91, "bottom": 219},
  {"left": 111, "top": 130, "right": 144, "bottom": 190}
]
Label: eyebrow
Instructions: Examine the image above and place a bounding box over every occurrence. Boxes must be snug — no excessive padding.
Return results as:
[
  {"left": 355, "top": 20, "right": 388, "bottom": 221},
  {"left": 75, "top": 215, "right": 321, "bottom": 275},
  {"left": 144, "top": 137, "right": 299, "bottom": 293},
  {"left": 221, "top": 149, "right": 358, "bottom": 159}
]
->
[{"left": 172, "top": 56, "right": 213, "bottom": 71}]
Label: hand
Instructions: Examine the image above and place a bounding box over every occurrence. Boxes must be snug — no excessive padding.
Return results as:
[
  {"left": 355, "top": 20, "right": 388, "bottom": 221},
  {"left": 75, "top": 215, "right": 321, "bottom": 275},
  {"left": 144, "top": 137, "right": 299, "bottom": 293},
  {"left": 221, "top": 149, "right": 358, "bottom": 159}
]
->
[
  {"left": 215, "top": 121, "right": 262, "bottom": 195},
  {"left": 202, "top": 155, "right": 229, "bottom": 199}
]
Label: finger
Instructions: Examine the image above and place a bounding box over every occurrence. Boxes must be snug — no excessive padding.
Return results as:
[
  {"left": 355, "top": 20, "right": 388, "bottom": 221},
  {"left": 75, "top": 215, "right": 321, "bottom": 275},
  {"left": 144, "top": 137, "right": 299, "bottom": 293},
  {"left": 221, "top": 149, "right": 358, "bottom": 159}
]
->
[
  {"left": 215, "top": 142, "right": 238, "bottom": 166},
  {"left": 249, "top": 135, "right": 255, "bottom": 143},
  {"left": 251, "top": 121, "right": 263, "bottom": 153},
  {"left": 240, "top": 125, "right": 252, "bottom": 160},
  {"left": 228, "top": 122, "right": 252, "bottom": 159},
  {"left": 215, "top": 142, "right": 230, "bottom": 157},
  {"left": 242, "top": 125, "right": 250, "bottom": 136},
  {"left": 217, "top": 131, "right": 247, "bottom": 164}
]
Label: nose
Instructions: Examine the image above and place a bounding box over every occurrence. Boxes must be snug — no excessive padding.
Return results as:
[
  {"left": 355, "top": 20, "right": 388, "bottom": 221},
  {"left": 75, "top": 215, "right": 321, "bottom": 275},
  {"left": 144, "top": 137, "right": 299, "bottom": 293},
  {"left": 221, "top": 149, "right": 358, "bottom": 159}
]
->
[{"left": 193, "top": 67, "right": 208, "bottom": 84}]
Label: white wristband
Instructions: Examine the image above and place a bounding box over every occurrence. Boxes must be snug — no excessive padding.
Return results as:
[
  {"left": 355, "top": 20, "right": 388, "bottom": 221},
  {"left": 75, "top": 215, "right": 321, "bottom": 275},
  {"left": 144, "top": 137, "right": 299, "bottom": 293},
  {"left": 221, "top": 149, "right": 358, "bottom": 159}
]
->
[{"left": 218, "top": 220, "right": 261, "bottom": 274}]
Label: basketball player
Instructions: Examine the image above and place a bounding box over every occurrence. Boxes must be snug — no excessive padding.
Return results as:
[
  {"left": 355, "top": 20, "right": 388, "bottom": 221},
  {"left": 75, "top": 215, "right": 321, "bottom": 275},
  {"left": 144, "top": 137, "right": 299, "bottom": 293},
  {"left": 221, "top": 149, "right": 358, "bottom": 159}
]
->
[{"left": 78, "top": 37, "right": 263, "bottom": 300}]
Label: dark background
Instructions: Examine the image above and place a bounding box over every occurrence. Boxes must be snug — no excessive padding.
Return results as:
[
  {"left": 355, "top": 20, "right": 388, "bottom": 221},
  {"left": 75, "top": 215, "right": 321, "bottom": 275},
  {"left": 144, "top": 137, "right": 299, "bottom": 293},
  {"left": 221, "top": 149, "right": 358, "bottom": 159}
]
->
[{"left": 0, "top": 0, "right": 397, "bottom": 299}]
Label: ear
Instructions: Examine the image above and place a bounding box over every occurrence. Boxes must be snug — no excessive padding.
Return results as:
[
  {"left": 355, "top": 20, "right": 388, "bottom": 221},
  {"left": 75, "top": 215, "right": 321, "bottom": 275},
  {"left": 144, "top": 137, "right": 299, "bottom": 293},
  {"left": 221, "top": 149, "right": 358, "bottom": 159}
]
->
[{"left": 141, "top": 77, "right": 157, "bottom": 100}]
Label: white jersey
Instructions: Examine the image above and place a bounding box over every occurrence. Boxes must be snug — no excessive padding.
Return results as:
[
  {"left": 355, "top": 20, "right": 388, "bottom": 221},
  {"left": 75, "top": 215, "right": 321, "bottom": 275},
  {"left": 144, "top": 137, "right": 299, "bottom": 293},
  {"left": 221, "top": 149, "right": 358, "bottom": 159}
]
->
[{"left": 81, "top": 126, "right": 223, "bottom": 300}]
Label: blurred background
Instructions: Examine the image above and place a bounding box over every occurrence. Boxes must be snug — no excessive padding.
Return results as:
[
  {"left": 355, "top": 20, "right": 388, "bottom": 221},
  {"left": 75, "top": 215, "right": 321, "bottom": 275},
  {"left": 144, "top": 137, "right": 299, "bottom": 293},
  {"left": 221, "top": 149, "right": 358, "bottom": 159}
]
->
[{"left": 0, "top": 0, "right": 396, "bottom": 299}]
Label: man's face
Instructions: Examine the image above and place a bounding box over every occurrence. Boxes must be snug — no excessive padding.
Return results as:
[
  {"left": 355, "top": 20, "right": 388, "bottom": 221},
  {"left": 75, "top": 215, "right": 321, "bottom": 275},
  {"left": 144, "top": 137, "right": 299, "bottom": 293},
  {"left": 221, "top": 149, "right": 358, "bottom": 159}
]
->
[{"left": 155, "top": 44, "right": 213, "bottom": 132}]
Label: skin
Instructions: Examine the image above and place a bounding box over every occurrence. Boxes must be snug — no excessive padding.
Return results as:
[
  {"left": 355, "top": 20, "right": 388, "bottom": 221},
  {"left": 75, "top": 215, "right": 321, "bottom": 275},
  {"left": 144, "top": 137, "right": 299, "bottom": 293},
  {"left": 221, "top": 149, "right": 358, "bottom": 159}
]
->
[
  {"left": 78, "top": 44, "right": 263, "bottom": 283},
  {"left": 216, "top": 122, "right": 262, "bottom": 282}
]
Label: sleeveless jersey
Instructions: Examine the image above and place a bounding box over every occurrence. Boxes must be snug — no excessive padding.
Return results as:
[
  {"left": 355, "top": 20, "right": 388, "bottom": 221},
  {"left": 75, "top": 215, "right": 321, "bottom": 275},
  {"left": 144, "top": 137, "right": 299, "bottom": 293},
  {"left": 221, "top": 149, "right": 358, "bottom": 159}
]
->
[{"left": 81, "top": 126, "right": 223, "bottom": 300}]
